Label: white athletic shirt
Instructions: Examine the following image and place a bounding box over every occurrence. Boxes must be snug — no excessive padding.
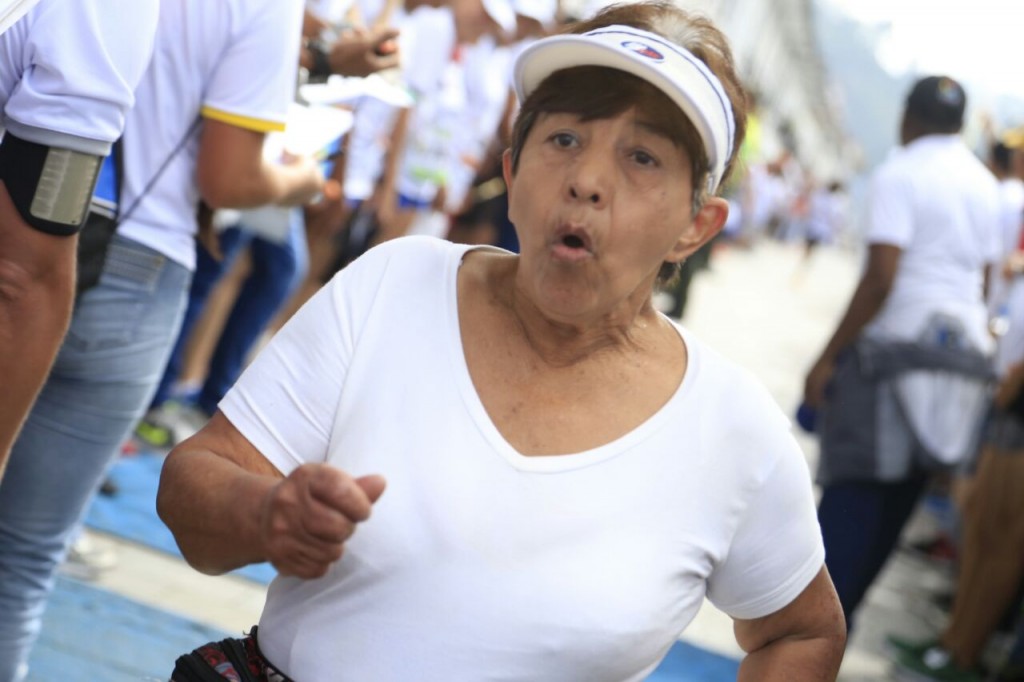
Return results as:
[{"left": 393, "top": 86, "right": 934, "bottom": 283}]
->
[
  {"left": 0, "top": 0, "right": 159, "bottom": 155},
  {"left": 113, "top": 0, "right": 303, "bottom": 270},
  {"left": 442, "top": 36, "right": 513, "bottom": 212},
  {"left": 863, "top": 134, "right": 1001, "bottom": 352},
  {"left": 988, "top": 178, "right": 1024, "bottom": 314},
  {"left": 221, "top": 237, "right": 825, "bottom": 681},
  {"left": 342, "top": 6, "right": 455, "bottom": 202},
  {"left": 994, "top": 178, "right": 1024, "bottom": 375},
  {"left": 0, "top": 0, "right": 37, "bottom": 34}
]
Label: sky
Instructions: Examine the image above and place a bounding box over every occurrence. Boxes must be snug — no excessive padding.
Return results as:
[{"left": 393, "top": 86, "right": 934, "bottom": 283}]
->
[{"left": 821, "top": 0, "right": 1024, "bottom": 106}]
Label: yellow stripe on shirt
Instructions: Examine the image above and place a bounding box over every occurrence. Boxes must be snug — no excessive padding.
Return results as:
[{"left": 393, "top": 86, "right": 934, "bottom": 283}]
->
[{"left": 201, "top": 106, "right": 286, "bottom": 133}]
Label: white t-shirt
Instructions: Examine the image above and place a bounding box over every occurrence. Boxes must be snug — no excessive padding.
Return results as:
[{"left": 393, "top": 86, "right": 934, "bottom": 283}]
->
[
  {"left": 221, "top": 236, "right": 825, "bottom": 681},
  {"left": 804, "top": 188, "right": 845, "bottom": 243},
  {"left": 306, "top": 0, "right": 353, "bottom": 22},
  {"left": 864, "top": 134, "right": 1001, "bottom": 352},
  {"left": 0, "top": 0, "right": 38, "bottom": 34},
  {"left": 442, "top": 36, "right": 513, "bottom": 212},
  {"left": 995, "top": 178, "right": 1024, "bottom": 374},
  {"left": 113, "top": 0, "right": 303, "bottom": 270},
  {"left": 341, "top": 6, "right": 455, "bottom": 202},
  {"left": 988, "top": 177, "right": 1024, "bottom": 314},
  {"left": 996, "top": 178, "right": 1024, "bottom": 259},
  {"left": 0, "top": 0, "right": 159, "bottom": 155}
]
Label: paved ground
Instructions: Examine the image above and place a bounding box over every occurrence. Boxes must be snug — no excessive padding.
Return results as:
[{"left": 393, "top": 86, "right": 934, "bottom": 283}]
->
[{"left": 52, "top": 238, "right": 963, "bottom": 679}]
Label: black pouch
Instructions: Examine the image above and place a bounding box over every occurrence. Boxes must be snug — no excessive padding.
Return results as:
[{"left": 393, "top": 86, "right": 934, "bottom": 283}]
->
[
  {"left": 172, "top": 627, "right": 292, "bottom": 682},
  {"left": 75, "top": 210, "right": 119, "bottom": 296},
  {"left": 1006, "top": 380, "right": 1024, "bottom": 423},
  {"left": 75, "top": 138, "right": 122, "bottom": 297},
  {"left": 75, "top": 119, "right": 200, "bottom": 297}
]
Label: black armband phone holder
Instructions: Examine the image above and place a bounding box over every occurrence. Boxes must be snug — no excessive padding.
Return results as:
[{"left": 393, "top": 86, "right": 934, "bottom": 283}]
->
[{"left": 0, "top": 132, "right": 101, "bottom": 236}]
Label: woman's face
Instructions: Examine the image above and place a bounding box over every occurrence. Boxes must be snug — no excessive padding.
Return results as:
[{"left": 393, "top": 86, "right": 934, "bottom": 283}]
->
[{"left": 504, "top": 108, "right": 727, "bottom": 323}]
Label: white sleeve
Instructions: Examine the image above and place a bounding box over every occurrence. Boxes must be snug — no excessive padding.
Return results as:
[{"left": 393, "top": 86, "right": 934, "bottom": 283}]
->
[
  {"left": 218, "top": 241, "right": 394, "bottom": 474},
  {"left": 705, "top": 436, "right": 825, "bottom": 620},
  {"left": 201, "top": 0, "right": 304, "bottom": 133},
  {"left": 0, "top": 0, "right": 39, "bottom": 34},
  {"left": 2, "top": 0, "right": 159, "bottom": 154},
  {"left": 865, "top": 164, "right": 914, "bottom": 248},
  {"left": 219, "top": 279, "right": 350, "bottom": 475}
]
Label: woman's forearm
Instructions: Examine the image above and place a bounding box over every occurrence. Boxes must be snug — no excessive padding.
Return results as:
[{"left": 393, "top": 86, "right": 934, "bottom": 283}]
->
[
  {"left": 157, "top": 447, "right": 279, "bottom": 575},
  {"left": 738, "top": 634, "right": 845, "bottom": 681}
]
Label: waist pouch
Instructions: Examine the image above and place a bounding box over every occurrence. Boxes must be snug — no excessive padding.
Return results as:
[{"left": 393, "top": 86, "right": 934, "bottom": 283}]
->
[
  {"left": 818, "top": 337, "right": 995, "bottom": 485},
  {"left": 172, "top": 626, "right": 293, "bottom": 682},
  {"left": 75, "top": 210, "right": 119, "bottom": 296}
]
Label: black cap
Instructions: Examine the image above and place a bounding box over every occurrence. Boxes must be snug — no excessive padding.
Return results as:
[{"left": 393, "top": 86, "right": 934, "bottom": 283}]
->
[{"left": 905, "top": 75, "right": 966, "bottom": 129}]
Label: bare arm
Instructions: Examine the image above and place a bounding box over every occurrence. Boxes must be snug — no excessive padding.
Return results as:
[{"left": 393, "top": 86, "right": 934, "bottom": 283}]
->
[
  {"left": 735, "top": 567, "right": 847, "bottom": 681},
  {"left": 157, "top": 411, "right": 385, "bottom": 577},
  {"left": 196, "top": 119, "right": 325, "bottom": 210},
  {"left": 0, "top": 183, "right": 77, "bottom": 475},
  {"left": 803, "top": 243, "right": 900, "bottom": 407},
  {"left": 325, "top": 25, "right": 400, "bottom": 77}
]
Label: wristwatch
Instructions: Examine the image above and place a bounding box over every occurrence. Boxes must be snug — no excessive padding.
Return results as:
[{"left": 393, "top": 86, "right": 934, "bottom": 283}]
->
[{"left": 304, "top": 38, "right": 332, "bottom": 82}]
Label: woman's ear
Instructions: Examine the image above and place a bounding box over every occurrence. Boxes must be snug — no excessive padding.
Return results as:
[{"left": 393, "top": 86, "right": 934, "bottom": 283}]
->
[
  {"left": 665, "top": 196, "right": 729, "bottom": 264},
  {"left": 502, "top": 148, "right": 518, "bottom": 225},
  {"left": 501, "top": 148, "right": 514, "bottom": 192}
]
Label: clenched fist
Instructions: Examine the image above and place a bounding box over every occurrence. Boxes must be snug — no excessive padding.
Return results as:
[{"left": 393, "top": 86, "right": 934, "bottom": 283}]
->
[{"left": 259, "top": 463, "right": 386, "bottom": 579}]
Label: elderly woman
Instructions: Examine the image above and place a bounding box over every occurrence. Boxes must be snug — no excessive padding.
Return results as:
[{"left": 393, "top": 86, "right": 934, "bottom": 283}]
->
[{"left": 158, "top": 2, "right": 846, "bottom": 680}]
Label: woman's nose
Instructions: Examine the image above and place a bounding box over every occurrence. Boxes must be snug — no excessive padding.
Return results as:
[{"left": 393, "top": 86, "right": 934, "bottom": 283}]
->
[{"left": 566, "top": 151, "right": 608, "bottom": 207}]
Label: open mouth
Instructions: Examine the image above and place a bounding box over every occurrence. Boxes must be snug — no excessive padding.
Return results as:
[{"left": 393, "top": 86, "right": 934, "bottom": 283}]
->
[
  {"left": 561, "top": 234, "right": 586, "bottom": 249},
  {"left": 552, "top": 224, "right": 593, "bottom": 260}
]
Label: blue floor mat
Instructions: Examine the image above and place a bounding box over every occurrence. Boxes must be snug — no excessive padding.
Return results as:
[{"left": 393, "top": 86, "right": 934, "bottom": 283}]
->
[
  {"left": 32, "top": 577, "right": 737, "bottom": 681},
  {"left": 84, "top": 452, "right": 276, "bottom": 584},
  {"left": 30, "top": 577, "right": 229, "bottom": 682},
  {"left": 646, "top": 641, "right": 740, "bottom": 680}
]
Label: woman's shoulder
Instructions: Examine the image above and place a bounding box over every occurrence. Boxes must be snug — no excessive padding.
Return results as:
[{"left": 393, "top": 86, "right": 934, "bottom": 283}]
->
[
  {"left": 330, "top": 236, "right": 471, "bottom": 285},
  {"left": 675, "top": 323, "right": 793, "bottom": 435},
  {"left": 365, "top": 234, "right": 471, "bottom": 262}
]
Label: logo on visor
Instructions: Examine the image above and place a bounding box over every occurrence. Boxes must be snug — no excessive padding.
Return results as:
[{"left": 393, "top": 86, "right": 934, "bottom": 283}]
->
[{"left": 621, "top": 40, "right": 664, "bottom": 62}]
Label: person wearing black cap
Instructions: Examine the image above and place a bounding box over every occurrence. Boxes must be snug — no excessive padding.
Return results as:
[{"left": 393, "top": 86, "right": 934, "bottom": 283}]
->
[
  {"left": 803, "top": 74, "right": 1001, "bottom": 643},
  {"left": 884, "top": 126, "right": 1024, "bottom": 681}
]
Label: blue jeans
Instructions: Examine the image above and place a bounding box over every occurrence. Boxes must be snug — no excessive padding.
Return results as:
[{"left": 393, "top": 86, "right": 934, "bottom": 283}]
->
[
  {"left": 817, "top": 474, "right": 929, "bottom": 633},
  {"left": 0, "top": 235, "right": 190, "bottom": 682},
  {"left": 151, "top": 212, "right": 307, "bottom": 414}
]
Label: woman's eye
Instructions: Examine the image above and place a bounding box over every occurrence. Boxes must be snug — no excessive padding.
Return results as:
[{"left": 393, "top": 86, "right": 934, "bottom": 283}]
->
[
  {"left": 550, "top": 132, "right": 577, "bottom": 148},
  {"left": 631, "top": 150, "right": 658, "bottom": 167}
]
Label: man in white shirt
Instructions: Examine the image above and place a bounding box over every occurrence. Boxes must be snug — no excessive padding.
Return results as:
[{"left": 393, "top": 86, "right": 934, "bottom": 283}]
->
[
  {"left": 0, "top": 0, "right": 159, "bottom": 478},
  {"left": 0, "top": 1, "right": 325, "bottom": 679},
  {"left": 803, "top": 75, "right": 1001, "bottom": 634}
]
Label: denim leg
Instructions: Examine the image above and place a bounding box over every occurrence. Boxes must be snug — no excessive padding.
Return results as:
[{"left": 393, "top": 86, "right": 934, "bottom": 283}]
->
[
  {"left": 818, "top": 475, "right": 928, "bottom": 633},
  {"left": 0, "top": 236, "right": 190, "bottom": 681},
  {"left": 819, "top": 481, "right": 883, "bottom": 632},
  {"left": 149, "top": 225, "right": 250, "bottom": 408},
  {"left": 198, "top": 212, "right": 307, "bottom": 414}
]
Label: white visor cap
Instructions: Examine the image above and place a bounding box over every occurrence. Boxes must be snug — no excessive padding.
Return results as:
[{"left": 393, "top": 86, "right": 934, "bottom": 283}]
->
[{"left": 513, "top": 24, "right": 736, "bottom": 194}]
